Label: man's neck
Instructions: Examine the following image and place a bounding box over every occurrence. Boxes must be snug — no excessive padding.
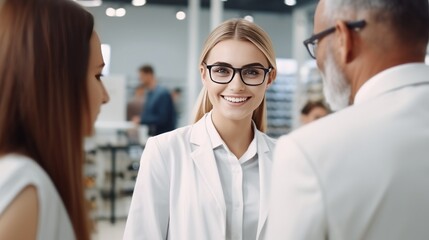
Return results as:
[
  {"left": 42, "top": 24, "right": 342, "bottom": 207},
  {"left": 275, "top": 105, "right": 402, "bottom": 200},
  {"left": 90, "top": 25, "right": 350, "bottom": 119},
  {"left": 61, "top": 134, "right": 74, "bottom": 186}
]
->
[
  {"left": 348, "top": 53, "right": 424, "bottom": 104},
  {"left": 147, "top": 82, "right": 157, "bottom": 91}
]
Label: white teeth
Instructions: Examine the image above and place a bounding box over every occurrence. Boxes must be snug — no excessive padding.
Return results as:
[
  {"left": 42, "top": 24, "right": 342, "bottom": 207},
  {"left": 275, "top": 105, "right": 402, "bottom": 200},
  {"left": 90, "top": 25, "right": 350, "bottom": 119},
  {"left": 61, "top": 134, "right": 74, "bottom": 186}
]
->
[{"left": 223, "top": 96, "right": 248, "bottom": 103}]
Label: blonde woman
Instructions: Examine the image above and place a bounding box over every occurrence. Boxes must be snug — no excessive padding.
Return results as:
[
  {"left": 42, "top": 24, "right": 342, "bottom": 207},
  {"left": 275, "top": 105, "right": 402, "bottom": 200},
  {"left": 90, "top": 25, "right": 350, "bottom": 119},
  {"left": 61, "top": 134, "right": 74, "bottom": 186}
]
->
[{"left": 124, "top": 18, "right": 277, "bottom": 240}]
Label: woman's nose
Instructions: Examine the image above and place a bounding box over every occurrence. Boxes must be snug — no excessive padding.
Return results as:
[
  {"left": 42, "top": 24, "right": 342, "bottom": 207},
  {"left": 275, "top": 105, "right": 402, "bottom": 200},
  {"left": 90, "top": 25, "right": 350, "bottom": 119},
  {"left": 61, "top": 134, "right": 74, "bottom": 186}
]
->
[{"left": 228, "top": 71, "right": 245, "bottom": 91}]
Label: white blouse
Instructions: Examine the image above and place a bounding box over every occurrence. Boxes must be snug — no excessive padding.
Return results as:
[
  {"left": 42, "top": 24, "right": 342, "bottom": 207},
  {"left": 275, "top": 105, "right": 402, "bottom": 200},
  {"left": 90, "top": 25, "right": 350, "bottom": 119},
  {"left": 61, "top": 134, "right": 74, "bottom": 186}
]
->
[
  {"left": 0, "top": 154, "right": 75, "bottom": 240},
  {"left": 206, "top": 113, "right": 260, "bottom": 240}
]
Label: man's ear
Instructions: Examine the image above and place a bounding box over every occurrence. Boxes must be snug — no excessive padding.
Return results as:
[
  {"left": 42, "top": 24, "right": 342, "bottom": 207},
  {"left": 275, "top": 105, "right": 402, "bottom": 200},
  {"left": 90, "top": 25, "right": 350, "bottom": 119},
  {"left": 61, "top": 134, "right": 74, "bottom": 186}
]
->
[{"left": 335, "top": 20, "right": 354, "bottom": 64}]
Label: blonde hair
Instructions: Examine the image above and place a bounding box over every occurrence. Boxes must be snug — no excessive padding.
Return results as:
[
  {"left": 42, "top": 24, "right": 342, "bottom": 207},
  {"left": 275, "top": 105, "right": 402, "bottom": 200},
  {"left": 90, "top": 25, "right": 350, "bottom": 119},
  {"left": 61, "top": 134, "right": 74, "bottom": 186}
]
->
[{"left": 193, "top": 18, "right": 277, "bottom": 132}]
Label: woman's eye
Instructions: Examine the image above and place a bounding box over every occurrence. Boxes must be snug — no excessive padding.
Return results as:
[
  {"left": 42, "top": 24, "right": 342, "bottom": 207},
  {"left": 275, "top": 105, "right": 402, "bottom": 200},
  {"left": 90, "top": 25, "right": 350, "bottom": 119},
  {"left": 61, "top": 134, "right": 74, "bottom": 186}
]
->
[
  {"left": 212, "top": 67, "right": 230, "bottom": 74},
  {"left": 243, "top": 68, "right": 261, "bottom": 76}
]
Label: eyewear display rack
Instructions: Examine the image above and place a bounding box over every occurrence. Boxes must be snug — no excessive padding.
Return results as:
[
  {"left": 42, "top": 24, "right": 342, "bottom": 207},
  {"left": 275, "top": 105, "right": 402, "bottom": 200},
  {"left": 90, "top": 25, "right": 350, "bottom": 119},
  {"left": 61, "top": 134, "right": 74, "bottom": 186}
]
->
[{"left": 266, "top": 59, "right": 298, "bottom": 138}]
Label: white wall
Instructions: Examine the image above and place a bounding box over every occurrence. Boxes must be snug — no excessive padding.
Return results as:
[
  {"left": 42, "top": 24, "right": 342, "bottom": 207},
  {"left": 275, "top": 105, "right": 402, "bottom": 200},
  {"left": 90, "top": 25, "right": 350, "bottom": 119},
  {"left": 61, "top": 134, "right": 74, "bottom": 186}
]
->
[{"left": 86, "top": 5, "right": 293, "bottom": 90}]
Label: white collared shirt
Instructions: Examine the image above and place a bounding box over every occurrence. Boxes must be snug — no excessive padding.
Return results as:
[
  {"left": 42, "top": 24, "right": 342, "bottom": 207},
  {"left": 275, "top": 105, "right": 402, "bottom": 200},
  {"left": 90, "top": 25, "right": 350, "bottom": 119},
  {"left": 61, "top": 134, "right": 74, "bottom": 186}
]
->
[
  {"left": 205, "top": 112, "right": 259, "bottom": 240},
  {"left": 354, "top": 63, "right": 429, "bottom": 105}
]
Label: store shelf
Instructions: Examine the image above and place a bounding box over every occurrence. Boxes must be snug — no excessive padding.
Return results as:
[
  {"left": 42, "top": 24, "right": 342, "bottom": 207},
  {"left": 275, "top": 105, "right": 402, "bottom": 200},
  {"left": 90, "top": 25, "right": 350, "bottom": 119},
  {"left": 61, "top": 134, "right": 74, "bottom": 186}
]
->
[
  {"left": 266, "top": 59, "right": 298, "bottom": 138},
  {"left": 84, "top": 128, "right": 145, "bottom": 224}
]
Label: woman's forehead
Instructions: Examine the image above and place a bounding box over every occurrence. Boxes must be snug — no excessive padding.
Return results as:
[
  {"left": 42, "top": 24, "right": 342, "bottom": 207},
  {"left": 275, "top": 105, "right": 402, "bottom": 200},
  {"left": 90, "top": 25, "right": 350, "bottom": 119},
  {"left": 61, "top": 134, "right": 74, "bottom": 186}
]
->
[{"left": 206, "top": 39, "right": 268, "bottom": 66}]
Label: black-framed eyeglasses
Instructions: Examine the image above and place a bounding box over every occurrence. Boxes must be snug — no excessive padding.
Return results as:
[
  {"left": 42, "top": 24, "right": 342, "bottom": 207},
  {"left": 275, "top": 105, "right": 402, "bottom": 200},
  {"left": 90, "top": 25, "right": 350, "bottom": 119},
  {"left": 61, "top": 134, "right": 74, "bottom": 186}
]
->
[
  {"left": 203, "top": 62, "right": 272, "bottom": 86},
  {"left": 303, "top": 20, "right": 366, "bottom": 59}
]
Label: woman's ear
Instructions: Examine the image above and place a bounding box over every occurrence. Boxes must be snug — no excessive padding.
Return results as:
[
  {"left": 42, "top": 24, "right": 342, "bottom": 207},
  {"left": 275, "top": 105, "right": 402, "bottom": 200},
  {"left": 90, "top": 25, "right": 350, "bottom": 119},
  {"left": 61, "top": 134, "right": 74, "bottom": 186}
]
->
[
  {"left": 199, "top": 65, "right": 204, "bottom": 75},
  {"left": 200, "top": 65, "right": 207, "bottom": 85},
  {"left": 266, "top": 69, "right": 276, "bottom": 89}
]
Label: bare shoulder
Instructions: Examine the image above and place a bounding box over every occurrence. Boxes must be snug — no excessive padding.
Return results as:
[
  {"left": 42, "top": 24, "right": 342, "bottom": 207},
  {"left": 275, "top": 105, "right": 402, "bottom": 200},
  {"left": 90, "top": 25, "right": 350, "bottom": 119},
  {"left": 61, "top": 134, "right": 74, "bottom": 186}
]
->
[{"left": 0, "top": 185, "right": 39, "bottom": 240}]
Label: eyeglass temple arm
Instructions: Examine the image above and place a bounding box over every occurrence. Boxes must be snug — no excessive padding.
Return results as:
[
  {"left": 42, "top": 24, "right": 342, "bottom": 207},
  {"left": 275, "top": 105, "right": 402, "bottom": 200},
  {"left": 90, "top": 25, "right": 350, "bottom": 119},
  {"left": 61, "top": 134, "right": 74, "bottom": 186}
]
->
[
  {"left": 346, "top": 20, "right": 366, "bottom": 30},
  {"left": 303, "top": 20, "right": 366, "bottom": 45}
]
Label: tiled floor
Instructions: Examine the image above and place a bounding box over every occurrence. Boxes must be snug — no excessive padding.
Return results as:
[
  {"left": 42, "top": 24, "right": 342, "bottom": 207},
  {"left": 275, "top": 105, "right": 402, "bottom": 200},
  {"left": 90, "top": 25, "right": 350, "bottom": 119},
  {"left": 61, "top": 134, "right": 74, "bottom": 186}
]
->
[
  {"left": 91, "top": 196, "right": 131, "bottom": 240},
  {"left": 92, "top": 220, "right": 126, "bottom": 240}
]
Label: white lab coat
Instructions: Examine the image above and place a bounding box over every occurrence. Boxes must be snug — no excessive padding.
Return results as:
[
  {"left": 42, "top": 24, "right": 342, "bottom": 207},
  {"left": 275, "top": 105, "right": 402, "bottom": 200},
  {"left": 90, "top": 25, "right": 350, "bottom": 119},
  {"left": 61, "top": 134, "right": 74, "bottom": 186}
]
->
[
  {"left": 124, "top": 113, "right": 276, "bottom": 240},
  {"left": 264, "top": 63, "right": 429, "bottom": 240}
]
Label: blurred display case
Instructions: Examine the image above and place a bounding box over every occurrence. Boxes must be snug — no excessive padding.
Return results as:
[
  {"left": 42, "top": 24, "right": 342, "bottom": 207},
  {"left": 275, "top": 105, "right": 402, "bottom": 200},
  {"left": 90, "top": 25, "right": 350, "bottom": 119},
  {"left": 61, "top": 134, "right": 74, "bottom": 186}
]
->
[
  {"left": 299, "top": 60, "right": 324, "bottom": 102},
  {"left": 266, "top": 59, "right": 298, "bottom": 138},
  {"left": 84, "top": 122, "right": 147, "bottom": 225},
  {"left": 296, "top": 60, "right": 327, "bottom": 117}
]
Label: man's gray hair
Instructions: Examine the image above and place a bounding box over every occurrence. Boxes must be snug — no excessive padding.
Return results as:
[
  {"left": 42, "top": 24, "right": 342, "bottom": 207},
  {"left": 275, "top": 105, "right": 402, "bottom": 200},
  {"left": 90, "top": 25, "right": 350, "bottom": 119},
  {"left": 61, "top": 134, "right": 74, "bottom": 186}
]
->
[
  {"left": 323, "top": 0, "right": 429, "bottom": 45},
  {"left": 323, "top": 0, "right": 386, "bottom": 19}
]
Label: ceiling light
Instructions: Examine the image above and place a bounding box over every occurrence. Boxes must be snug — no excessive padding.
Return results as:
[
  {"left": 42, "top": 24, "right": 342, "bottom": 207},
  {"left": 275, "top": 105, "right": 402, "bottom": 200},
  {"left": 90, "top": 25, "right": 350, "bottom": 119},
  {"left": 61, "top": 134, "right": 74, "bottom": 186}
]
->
[
  {"left": 74, "top": 0, "right": 102, "bottom": 7},
  {"left": 176, "top": 11, "right": 186, "bottom": 20},
  {"left": 132, "top": 0, "right": 146, "bottom": 7},
  {"left": 106, "top": 7, "right": 116, "bottom": 17},
  {"left": 284, "top": 0, "right": 296, "bottom": 6},
  {"left": 244, "top": 15, "right": 254, "bottom": 22},
  {"left": 116, "top": 8, "right": 126, "bottom": 17}
]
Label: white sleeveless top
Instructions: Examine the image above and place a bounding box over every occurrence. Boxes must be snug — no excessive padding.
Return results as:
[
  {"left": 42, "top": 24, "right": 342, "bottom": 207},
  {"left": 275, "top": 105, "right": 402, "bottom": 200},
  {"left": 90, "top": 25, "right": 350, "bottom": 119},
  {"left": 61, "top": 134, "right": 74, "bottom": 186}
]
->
[{"left": 0, "top": 154, "right": 75, "bottom": 240}]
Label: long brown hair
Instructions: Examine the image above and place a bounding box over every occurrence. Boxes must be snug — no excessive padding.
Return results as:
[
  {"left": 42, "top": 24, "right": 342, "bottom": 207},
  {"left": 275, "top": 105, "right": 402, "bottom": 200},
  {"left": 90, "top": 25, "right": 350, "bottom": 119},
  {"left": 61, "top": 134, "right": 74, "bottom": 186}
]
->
[
  {"left": 194, "top": 19, "right": 277, "bottom": 132},
  {"left": 0, "top": 0, "right": 93, "bottom": 238}
]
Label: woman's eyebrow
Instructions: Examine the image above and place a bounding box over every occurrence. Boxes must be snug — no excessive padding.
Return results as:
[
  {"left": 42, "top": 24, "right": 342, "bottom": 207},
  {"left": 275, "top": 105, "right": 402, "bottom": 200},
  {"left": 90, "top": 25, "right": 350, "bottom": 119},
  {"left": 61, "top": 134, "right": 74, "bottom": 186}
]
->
[
  {"left": 209, "top": 61, "right": 233, "bottom": 67},
  {"left": 242, "top": 62, "right": 265, "bottom": 68},
  {"left": 210, "top": 62, "right": 265, "bottom": 68}
]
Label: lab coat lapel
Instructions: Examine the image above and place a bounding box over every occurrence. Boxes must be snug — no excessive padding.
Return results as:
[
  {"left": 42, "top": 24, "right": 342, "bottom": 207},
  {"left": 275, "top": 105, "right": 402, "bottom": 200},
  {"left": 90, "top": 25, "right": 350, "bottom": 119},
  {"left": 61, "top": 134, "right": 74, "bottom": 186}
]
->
[
  {"left": 190, "top": 116, "right": 226, "bottom": 216},
  {"left": 256, "top": 131, "right": 272, "bottom": 239}
]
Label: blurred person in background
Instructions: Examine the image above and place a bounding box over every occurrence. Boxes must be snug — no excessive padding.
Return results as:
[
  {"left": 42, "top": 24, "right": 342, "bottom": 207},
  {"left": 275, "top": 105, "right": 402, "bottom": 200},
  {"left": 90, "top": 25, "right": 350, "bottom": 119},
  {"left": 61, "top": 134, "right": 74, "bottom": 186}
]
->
[
  {"left": 124, "top": 18, "right": 277, "bottom": 240},
  {"left": 171, "top": 87, "right": 182, "bottom": 105},
  {"left": 127, "top": 84, "right": 146, "bottom": 143},
  {"left": 0, "top": 0, "right": 109, "bottom": 239},
  {"left": 171, "top": 87, "right": 183, "bottom": 127},
  {"left": 300, "top": 100, "right": 330, "bottom": 125},
  {"left": 137, "top": 65, "right": 176, "bottom": 136},
  {"left": 265, "top": 0, "right": 429, "bottom": 239},
  {"left": 127, "top": 84, "right": 146, "bottom": 122}
]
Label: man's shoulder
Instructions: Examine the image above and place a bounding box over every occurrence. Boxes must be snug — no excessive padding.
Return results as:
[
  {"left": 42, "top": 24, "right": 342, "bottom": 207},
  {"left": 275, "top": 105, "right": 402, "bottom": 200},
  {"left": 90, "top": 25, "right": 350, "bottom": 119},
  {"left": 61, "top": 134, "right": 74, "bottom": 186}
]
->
[
  {"left": 286, "top": 104, "right": 374, "bottom": 146},
  {"left": 154, "top": 85, "right": 170, "bottom": 95}
]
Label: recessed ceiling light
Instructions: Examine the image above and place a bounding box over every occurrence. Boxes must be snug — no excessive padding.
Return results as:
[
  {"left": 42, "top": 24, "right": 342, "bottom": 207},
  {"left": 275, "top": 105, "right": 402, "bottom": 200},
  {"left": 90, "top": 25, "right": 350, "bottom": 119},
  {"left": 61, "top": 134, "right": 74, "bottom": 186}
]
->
[
  {"left": 74, "top": 0, "right": 102, "bottom": 7},
  {"left": 176, "top": 11, "right": 186, "bottom": 20},
  {"left": 244, "top": 15, "right": 254, "bottom": 22},
  {"left": 284, "top": 0, "right": 296, "bottom": 6},
  {"left": 106, "top": 7, "right": 116, "bottom": 17},
  {"left": 132, "top": 0, "right": 146, "bottom": 7},
  {"left": 116, "top": 8, "right": 126, "bottom": 17}
]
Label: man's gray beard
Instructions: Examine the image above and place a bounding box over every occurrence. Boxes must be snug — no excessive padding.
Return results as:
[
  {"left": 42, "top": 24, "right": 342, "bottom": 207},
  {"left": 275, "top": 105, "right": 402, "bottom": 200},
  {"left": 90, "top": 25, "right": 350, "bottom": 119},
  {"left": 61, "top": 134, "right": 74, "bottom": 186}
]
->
[{"left": 320, "top": 51, "right": 351, "bottom": 111}]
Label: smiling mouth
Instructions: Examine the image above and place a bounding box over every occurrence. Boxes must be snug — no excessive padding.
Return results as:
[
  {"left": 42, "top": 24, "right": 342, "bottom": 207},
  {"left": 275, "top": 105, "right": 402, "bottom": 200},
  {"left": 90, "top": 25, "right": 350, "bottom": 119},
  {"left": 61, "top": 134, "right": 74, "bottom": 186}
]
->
[{"left": 222, "top": 96, "right": 250, "bottom": 103}]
